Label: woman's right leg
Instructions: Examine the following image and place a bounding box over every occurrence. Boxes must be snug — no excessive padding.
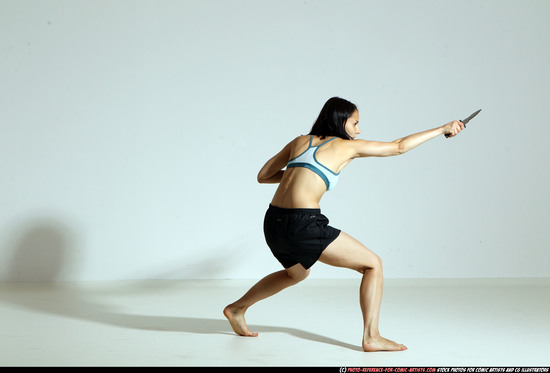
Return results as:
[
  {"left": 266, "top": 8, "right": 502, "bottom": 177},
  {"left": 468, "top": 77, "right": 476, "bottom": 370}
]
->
[
  {"left": 319, "top": 231, "right": 407, "bottom": 352},
  {"left": 224, "top": 263, "right": 309, "bottom": 337}
]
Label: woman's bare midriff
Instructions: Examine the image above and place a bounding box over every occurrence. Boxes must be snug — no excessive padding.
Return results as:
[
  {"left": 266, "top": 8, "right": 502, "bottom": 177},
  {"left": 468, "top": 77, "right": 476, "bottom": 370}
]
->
[{"left": 270, "top": 167, "right": 327, "bottom": 209}]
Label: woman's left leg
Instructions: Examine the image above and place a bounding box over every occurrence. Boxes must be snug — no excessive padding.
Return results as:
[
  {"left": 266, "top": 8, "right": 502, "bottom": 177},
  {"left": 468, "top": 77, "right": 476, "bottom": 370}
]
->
[{"left": 224, "top": 263, "right": 309, "bottom": 337}]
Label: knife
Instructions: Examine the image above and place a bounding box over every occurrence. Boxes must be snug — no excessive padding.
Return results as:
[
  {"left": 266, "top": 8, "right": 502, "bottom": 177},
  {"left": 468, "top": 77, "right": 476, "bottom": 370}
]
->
[{"left": 445, "top": 109, "right": 482, "bottom": 138}]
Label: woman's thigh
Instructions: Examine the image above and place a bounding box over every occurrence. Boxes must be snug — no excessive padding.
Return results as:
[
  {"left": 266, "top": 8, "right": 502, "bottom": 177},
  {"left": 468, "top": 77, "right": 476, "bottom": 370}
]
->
[{"left": 318, "top": 231, "right": 382, "bottom": 273}]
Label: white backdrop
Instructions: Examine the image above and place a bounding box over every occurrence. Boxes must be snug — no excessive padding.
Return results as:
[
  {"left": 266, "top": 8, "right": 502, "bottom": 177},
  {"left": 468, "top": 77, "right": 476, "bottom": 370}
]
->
[{"left": 1, "top": 0, "right": 549, "bottom": 281}]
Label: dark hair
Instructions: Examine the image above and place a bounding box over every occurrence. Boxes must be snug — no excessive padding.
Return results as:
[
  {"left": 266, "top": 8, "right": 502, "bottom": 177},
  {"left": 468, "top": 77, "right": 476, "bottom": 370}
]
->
[{"left": 309, "top": 97, "right": 357, "bottom": 140}]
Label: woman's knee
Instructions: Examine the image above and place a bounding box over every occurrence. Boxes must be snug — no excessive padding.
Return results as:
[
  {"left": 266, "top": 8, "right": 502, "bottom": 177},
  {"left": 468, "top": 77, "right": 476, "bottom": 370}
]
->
[
  {"left": 359, "top": 254, "right": 383, "bottom": 274},
  {"left": 319, "top": 231, "right": 383, "bottom": 274}
]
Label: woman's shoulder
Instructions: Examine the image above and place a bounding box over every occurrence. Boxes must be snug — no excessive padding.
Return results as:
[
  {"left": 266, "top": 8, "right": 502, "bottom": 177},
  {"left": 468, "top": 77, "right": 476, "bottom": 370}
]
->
[
  {"left": 288, "top": 134, "right": 310, "bottom": 147},
  {"left": 295, "top": 134, "right": 311, "bottom": 141},
  {"left": 277, "top": 135, "right": 309, "bottom": 155},
  {"left": 329, "top": 137, "right": 361, "bottom": 159}
]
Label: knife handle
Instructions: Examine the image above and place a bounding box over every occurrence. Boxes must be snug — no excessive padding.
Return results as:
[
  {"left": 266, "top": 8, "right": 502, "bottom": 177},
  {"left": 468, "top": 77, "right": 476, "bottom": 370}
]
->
[{"left": 445, "top": 121, "right": 465, "bottom": 138}]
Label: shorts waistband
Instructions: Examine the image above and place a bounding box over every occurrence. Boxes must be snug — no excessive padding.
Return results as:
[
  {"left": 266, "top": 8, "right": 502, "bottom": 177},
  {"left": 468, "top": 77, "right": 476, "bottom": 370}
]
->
[{"left": 268, "top": 204, "right": 321, "bottom": 215}]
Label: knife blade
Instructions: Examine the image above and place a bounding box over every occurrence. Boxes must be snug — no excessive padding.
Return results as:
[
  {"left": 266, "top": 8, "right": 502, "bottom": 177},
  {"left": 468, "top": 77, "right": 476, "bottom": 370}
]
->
[{"left": 445, "top": 109, "right": 481, "bottom": 138}]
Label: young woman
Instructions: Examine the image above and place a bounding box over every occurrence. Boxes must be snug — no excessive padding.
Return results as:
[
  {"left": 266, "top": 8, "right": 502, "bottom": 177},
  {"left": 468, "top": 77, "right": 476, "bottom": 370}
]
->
[{"left": 224, "top": 97, "right": 465, "bottom": 352}]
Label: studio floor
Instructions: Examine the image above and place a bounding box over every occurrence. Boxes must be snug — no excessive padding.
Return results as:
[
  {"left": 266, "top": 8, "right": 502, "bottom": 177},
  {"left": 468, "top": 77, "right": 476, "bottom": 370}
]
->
[{"left": 0, "top": 278, "right": 548, "bottom": 367}]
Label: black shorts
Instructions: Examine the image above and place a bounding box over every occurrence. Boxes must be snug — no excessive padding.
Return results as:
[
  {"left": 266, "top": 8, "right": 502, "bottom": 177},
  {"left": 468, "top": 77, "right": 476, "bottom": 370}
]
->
[{"left": 263, "top": 204, "right": 341, "bottom": 269}]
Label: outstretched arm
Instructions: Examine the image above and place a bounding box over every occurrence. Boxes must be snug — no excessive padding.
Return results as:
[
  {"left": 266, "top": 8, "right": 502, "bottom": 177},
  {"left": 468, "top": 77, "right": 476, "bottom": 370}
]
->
[{"left": 350, "top": 120, "right": 464, "bottom": 158}]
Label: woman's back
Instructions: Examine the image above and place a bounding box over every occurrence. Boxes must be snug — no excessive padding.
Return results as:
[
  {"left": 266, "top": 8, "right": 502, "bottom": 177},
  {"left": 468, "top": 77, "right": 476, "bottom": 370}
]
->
[{"left": 270, "top": 135, "right": 354, "bottom": 209}]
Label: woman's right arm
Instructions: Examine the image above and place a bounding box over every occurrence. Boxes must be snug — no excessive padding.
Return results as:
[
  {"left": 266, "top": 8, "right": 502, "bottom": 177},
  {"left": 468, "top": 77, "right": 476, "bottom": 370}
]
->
[{"left": 257, "top": 138, "right": 295, "bottom": 183}]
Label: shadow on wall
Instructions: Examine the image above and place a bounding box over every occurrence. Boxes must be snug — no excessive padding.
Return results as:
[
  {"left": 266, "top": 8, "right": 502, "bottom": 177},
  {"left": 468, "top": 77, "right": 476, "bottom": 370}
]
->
[
  {"left": 143, "top": 239, "right": 255, "bottom": 280},
  {"left": 3, "top": 218, "right": 80, "bottom": 282},
  {"left": 2, "top": 217, "right": 255, "bottom": 281}
]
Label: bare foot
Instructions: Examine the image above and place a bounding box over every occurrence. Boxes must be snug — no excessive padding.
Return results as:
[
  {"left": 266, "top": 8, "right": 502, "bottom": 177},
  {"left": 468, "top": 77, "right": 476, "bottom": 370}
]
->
[
  {"left": 223, "top": 304, "right": 258, "bottom": 337},
  {"left": 362, "top": 335, "right": 407, "bottom": 352}
]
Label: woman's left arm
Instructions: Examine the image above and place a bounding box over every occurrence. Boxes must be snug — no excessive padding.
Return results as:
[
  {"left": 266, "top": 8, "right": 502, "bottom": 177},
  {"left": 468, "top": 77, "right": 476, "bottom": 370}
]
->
[
  {"left": 257, "top": 139, "right": 294, "bottom": 183},
  {"left": 350, "top": 120, "right": 464, "bottom": 158}
]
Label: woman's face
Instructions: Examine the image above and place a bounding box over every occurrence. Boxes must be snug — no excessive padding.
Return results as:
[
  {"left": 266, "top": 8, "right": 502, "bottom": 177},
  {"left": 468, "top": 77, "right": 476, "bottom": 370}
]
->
[{"left": 344, "top": 110, "right": 360, "bottom": 139}]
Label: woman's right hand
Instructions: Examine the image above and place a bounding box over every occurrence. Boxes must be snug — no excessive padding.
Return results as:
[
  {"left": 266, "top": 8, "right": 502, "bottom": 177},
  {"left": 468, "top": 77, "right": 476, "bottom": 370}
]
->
[{"left": 443, "top": 120, "right": 465, "bottom": 138}]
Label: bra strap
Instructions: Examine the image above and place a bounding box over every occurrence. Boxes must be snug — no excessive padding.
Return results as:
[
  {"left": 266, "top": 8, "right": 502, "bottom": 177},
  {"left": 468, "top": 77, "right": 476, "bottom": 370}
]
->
[{"left": 318, "top": 136, "right": 337, "bottom": 147}]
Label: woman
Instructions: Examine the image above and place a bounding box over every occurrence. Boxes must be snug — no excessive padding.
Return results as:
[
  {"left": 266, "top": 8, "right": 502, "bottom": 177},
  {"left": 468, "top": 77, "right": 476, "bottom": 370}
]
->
[{"left": 224, "top": 97, "right": 464, "bottom": 352}]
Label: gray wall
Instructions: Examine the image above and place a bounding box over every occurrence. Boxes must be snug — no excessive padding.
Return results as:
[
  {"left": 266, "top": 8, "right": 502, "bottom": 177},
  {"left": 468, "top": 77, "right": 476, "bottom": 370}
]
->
[{"left": 1, "top": 0, "right": 549, "bottom": 281}]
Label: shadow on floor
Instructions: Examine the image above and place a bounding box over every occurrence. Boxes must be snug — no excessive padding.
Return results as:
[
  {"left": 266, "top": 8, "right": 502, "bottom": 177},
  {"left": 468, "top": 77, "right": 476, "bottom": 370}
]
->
[{"left": 1, "top": 283, "right": 361, "bottom": 352}]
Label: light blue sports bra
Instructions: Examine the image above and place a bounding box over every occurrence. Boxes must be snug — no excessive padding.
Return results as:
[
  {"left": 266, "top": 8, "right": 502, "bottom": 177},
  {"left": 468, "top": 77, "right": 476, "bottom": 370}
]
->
[{"left": 287, "top": 136, "right": 340, "bottom": 191}]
